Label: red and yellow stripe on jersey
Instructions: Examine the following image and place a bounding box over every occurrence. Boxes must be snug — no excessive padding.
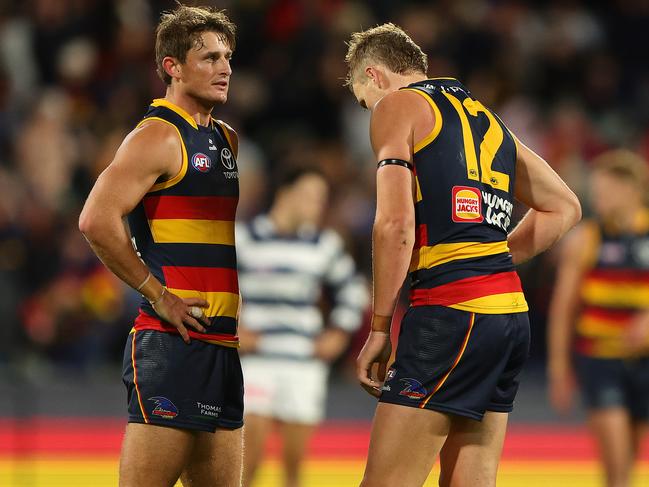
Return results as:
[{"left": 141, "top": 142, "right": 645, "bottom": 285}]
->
[
  {"left": 575, "top": 213, "right": 649, "bottom": 358},
  {"left": 403, "top": 78, "right": 528, "bottom": 314},
  {"left": 127, "top": 99, "right": 240, "bottom": 347}
]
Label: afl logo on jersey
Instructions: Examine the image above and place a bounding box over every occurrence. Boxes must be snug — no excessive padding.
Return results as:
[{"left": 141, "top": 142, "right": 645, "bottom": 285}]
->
[
  {"left": 220, "top": 148, "right": 235, "bottom": 170},
  {"left": 192, "top": 153, "right": 212, "bottom": 173},
  {"left": 452, "top": 186, "right": 483, "bottom": 223}
]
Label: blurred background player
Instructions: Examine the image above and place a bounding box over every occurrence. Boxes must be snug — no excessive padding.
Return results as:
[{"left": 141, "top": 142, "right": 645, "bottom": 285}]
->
[
  {"left": 548, "top": 150, "right": 649, "bottom": 487},
  {"left": 346, "top": 23, "right": 581, "bottom": 487},
  {"left": 78, "top": 6, "right": 244, "bottom": 487},
  {"left": 236, "top": 167, "right": 369, "bottom": 487}
]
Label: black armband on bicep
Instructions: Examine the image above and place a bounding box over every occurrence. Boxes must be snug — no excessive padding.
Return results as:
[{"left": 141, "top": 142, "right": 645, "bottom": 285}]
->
[{"left": 377, "top": 159, "right": 414, "bottom": 171}]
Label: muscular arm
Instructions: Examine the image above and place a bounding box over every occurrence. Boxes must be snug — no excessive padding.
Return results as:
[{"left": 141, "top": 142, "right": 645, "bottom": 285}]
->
[
  {"left": 79, "top": 120, "right": 208, "bottom": 342},
  {"left": 356, "top": 90, "right": 426, "bottom": 396},
  {"left": 369, "top": 91, "right": 419, "bottom": 331},
  {"left": 508, "top": 141, "right": 582, "bottom": 264},
  {"left": 79, "top": 121, "right": 176, "bottom": 297},
  {"left": 546, "top": 224, "right": 589, "bottom": 412},
  {"left": 547, "top": 226, "right": 588, "bottom": 371}
]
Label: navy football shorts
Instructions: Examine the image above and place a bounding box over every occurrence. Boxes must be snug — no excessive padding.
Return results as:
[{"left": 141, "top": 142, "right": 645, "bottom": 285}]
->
[
  {"left": 123, "top": 329, "right": 244, "bottom": 432},
  {"left": 379, "top": 305, "right": 530, "bottom": 421},
  {"left": 575, "top": 354, "right": 649, "bottom": 420}
]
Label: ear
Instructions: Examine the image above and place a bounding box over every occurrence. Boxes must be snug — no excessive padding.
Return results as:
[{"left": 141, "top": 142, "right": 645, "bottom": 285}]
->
[
  {"left": 365, "top": 66, "right": 387, "bottom": 89},
  {"left": 162, "top": 56, "right": 182, "bottom": 82},
  {"left": 365, "top": 66, "right": 379, "bottom": 85}
]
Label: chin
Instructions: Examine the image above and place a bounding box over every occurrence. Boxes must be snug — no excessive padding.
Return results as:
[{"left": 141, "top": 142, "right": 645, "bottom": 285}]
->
[{"left": 211, "top": 96, "right": 227, "bottom": 106}]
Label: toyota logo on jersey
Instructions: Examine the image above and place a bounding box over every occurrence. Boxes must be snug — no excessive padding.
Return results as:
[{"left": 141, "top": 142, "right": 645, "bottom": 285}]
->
[
  {"left": 221, "top": 148, "right": 235, "bottom": 170},
  {"left": 192, "top": 153, "right": 212, "bottom": 173}
]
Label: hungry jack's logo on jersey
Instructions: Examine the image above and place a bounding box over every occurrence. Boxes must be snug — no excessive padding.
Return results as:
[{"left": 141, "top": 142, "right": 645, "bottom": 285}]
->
[{"left": 452, "top": 186, "right": 483, "bottom": 223}]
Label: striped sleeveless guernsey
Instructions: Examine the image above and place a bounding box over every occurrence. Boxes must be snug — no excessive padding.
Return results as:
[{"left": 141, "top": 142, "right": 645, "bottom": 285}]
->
[
  {"left": 404, "top": 79, "right": 528, "bottom": 314},
  {"left": 575, "top": 211, "right": 649, "bottom": 358},
  {"left": 127, "top": 99, "right": 240, "bottom": 347}
]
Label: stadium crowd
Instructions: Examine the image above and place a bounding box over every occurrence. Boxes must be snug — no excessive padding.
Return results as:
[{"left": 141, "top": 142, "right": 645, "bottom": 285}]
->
[{"left": 0, "top": 0, "right": 648, "bottom": 375}]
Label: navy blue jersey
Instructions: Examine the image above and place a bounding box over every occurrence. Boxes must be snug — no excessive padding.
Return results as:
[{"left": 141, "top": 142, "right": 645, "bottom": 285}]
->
[
  {"left": 403, "top": 79, "right": 527, "bottom": 314},
  {"left": 127, "top": 99, "right": 240, "bottom": 346}
]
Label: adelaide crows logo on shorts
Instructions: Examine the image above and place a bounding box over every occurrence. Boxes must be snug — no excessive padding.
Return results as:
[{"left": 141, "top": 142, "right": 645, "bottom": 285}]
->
[
  {"left": 148, "top": 396, "right": 179, "bottom": 419},
  {"left": 399, "top": 378, "right": 427, "bottom": 400},
  {"left": 192, "top": 152, "right": 212, "bottom": 173}
]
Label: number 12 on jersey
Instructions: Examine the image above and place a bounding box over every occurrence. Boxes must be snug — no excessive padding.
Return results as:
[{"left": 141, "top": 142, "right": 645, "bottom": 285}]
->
[{"left": 443, "top": 92, "right": 510, "bottom": 193}]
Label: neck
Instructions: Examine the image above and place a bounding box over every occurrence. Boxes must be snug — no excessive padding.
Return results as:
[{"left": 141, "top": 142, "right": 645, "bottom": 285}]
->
[
  {"left": 268, "top": 204, "right": 297, "bottom": 235},
  {"left": 389, "top": 71, "right": 428, "bottom": 89},
  {"left": 164, "top": 86, "right": 213, "bottom": 127}
]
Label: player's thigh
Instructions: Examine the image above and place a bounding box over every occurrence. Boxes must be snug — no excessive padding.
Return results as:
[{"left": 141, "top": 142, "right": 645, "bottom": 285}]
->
[
  {"left": 280, "top": 421, "right": 316, "bottom": 469},
  {"left": 439, "top": 411, "right": 509, "bottom": 487},
  {"left": 242, "top": 413, "right": 274, "bottom": 473},
  {"left": 181, "top": 426, "right": 243, "bottom": 487},
  {"left": 588, "top": 408, "right": 634, "bottom": 471},
  {"left": 120, "top": 423, "right": 194, "bottom": 487},
  {"left": 361, "top": 402, "right": 451, "bottom": 487}
]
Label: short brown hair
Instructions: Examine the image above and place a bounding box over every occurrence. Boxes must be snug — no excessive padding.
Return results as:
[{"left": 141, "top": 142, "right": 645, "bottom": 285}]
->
[
  {"left": 344, "top": 23, "right": 427, "bottom": 87},
  {"left": 155, "top": 5, "right": 236, "bottom": 85},
  {"left": 592, "top": 149, "right": 648, "bottom": 188}
]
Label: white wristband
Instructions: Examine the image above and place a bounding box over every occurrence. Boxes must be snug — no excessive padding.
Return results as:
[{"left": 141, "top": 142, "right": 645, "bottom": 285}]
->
[
  {"left": 136, "top": 272, "right": 152, "bottom": 292},
  {"left": 148, "top": 287, "right": 166, "bottom": 307}
]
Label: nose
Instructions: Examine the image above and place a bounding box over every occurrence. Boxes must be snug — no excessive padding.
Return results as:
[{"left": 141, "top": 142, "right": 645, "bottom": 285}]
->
[{"left": 220, "top": 58, "right": 232, "bottom": 76}]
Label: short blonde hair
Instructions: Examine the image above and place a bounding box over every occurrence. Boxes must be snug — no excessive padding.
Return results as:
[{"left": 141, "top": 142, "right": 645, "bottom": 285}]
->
[
  {"left": 591, "top": 149, "right": 648, "bottom": 189},
  {"left": 344, "top": 23, "right": 427, "bottom": 87},
  {"left": 155, "top": 5, "right": 236, "bottom": 85}
]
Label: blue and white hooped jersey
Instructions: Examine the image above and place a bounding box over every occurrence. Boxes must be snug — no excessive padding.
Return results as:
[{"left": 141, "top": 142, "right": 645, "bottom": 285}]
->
[{"left": 236, "top": 215, "right": 368, "bottom": 360}]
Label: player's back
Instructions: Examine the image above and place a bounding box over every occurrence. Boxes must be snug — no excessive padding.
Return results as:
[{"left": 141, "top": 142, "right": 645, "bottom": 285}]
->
[{"left": 404, "top": 78, "right": 528, "bottom": 314}]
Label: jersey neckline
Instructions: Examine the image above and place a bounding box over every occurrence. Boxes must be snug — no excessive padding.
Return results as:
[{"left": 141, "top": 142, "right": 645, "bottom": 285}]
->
[{"left": 151, "top": 98, "right": 215, "bottom": 133}]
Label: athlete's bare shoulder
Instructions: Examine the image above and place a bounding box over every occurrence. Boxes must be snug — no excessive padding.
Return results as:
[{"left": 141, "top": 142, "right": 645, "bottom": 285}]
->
[
  {"left": 113, "top": 118, "right": 182, "bottom": 179},
  {"left": 370, "top": 89, "right": 436, "bottom": 158},
  {"left": 372, "top": 89, "right": 428, "bottom": 123}
]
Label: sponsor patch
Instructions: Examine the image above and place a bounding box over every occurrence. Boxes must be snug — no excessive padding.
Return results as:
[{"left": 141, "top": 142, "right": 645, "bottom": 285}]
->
[
  {"left": 398, "top": 378, "right": 427, "bottom": 400},
  {"left": 192, "top": 152, "right": 212, "bottom": 173},
  {"left": 196, "top": 401, "right": 222, "bottom": 418},
  {"left": 220, "top": 148, "right": 236, "bottom": 170},
  {"left": 148, "top": 397, "right": 179, "bottom": 419},
  {"left": 452, "top": 186, "right": 483, "bottom": 223},
  {"left": 483, "top": 190, "right": 513, "bottom": 231}
]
